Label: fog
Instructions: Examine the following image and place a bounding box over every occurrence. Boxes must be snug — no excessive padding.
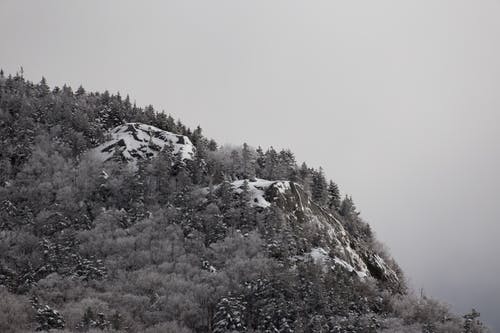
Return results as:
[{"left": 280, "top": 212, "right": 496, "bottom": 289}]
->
[{"left": 1, "top": 0, "right": 499, "bottom": 329}]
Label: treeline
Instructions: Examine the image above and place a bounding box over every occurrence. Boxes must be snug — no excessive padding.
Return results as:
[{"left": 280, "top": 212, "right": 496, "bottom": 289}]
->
[
  {"left": 0, "top": 71, "right": 489, "bottom": 332},
  {"left": 0, "top": 70, "right": 368, "bottom": 242}
]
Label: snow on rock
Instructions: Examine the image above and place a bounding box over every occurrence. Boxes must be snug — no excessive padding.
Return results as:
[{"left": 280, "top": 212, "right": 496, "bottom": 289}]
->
[
  {"left": 333, "top": 257, "right": 356, "bottom": 273},
  {"left": 309, "top": 247, "right": 329, "bottom": 264},
  {"left": 206, "top": 178, "right": 400, "bottom": 286},
  {"left": 92, "top": 123, "right": 195, "bottom": 163},
  {"left": 298, "top": 247, "right": 368, "bottom": 278},
  {"left": 230, "top": 179, "right": 291, "bottom": 208},
  {"left": 207, "top": 178, "right": 293, "bottom": 208},
  {"left": 273, "top": 181, "right": 291, "bottom": 194},
  {"left": 292, "top": 247, "right": 330, "bottom": 272}
]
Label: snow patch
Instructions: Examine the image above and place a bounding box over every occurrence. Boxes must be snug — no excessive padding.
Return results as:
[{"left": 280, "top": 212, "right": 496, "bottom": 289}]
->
[
  {"left": 343, "top": 245, "right": 369, "bottom": 278},
  {"left": 230, "top": 179, "right": 291, "bottom": 208},
  {"left": 333, "top": 257, "right": 355, "bottom": 272},
  {"left": 309, "top": 247, "right": 329, "bottom": 264},
  {"left": 274, "top": 181, "right": 291, "bottom": 194},
  {"left": 93, "top": 123, "right": 195, "bottom": 163}
]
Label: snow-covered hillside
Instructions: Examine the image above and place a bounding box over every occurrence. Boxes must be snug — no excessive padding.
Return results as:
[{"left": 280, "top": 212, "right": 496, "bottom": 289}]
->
[
  {"left": 92, "top": 123, "right": 195, "bottom": 163},
  {"left": 213, "top": 178, "right": 401, "bottom": 287}
]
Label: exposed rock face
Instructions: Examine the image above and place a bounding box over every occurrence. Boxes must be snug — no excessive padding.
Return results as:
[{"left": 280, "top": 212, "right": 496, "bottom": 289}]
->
[
  {"left": 92, "top": 123, "right": 195, "bottom": 163},
  {"left": 236, "top": 179, "right": 401, "bottom": 289}
]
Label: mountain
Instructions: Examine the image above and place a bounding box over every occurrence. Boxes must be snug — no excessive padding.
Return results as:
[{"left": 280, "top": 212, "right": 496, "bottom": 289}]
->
[{"left": 0, "top": 72, "right": 489, "bottom": 333}]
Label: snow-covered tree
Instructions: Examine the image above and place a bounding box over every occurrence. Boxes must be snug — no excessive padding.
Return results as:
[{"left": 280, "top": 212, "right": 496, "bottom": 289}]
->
[{"left": 213, "top": 296, "right": 247, "bottom": 333}]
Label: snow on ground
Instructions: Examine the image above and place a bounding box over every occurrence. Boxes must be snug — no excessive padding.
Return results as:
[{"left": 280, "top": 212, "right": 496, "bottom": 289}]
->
[
  {"left": 93, "top": 123, "right": 194, "bottom": 162},
  {"left": 207, "top": 178, "right": 375, "bottom": 280},
  {"left": 231, "top": 179, "right": 291, "bottom": 208},
  {"left": 292, "top": 247, "right": 330, "bottom": 271},
  {"left": 309, "top": 247, "right": 329, "bottom": 264},
  {"left": 294, "top": 247, "right": 367, "bottom": 278}
]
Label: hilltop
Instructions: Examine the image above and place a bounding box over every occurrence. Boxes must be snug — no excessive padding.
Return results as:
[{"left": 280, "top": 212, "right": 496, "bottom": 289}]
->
[{"left": 0, "top": 72, "right": 489, "bottom": 332}]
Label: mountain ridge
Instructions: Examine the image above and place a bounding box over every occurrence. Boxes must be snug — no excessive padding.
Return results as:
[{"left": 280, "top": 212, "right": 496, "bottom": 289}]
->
[{"left": 0, "top": 72, "right": 489, "bottom": 333}]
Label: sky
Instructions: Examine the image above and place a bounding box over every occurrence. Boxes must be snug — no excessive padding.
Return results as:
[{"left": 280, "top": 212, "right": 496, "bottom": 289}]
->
[{"left": 1, "top": 0, "right": 500, "bottom": 330}]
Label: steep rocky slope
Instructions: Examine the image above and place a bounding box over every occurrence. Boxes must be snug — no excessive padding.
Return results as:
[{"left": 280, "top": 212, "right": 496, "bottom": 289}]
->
[{"left": 227, "top": 179, "right": 401, "bottom": 289}]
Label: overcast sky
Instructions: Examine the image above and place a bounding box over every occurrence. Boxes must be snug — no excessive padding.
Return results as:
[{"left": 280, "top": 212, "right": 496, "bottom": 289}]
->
[{"left": 1, "top": 0, "right": 500, "bottom": 330}]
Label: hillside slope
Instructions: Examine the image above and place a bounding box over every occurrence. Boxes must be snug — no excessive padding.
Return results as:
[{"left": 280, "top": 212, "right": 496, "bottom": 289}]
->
[
  {"left": 221, "top": 179, "right": 401, "bottom": 288},
  {"left": 0, "top": 73, "right": 489, "bottom": 333}
]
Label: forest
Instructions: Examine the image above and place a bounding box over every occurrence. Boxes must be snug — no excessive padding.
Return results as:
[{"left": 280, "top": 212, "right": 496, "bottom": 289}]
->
[{"left": 0, "top": 70, "right": 489, "bottom": 332}]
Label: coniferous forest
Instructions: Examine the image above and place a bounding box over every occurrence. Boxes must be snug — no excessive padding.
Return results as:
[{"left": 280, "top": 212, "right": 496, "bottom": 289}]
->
[{"left": 0, "top": 71, "right": 489, "bottom": 332}]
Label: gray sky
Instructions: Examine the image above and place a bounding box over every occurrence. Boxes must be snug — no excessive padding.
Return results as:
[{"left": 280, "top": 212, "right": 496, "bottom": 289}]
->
[{"left": 1, "top": 0, "right": 500, "bottom": 329}]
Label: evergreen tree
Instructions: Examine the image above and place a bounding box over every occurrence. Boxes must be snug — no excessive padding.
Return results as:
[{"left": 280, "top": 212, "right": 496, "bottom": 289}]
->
[
  {"left": 238, "top": 179, "right": 253, "bottom": 229},
  {"left": 311, "top": 167, "right": 328, "bottom": 206},
  {"left": 264, "top": 147, "right": 279, "bottom": 180},
  {"left": 241, "top": 143, "right": 256, "bottom": 179},
  {"left": 230, "top": 149, "right": 242, "bottom": 178},
  {"left": 299, "top": 162, "right": 312, "bottom": 195},
  {"left": 38, "top": 77, "right": 50, "bottom": 97},
  {"left": 200, "top": 203, "right": 227, "bottom": 246},
  {"left": 339, "top": 195, "right": 359, "bottom": 221},
  {"left": 191, "top": 125, "right": 204, "bottom": 148},
  {"left": 216, "top": 181, "right": 235, "bottom": 214},
  {"left": 255, "top": 146, "right": 266, "bottom": 178},
  {"left": 277, "top": 149, "right": 296, "bottom": 180},
  {"left": 208, "top": 139, "right": 218, "bottom": 151},
  {"left": 75, "top": 85, "right": 86, "bottom": 97},
  {"left": 327, "top": 180, "right": 341, "bottom": 211},
  {"left": 213, "top": 296, "right": 247, "bottom": 333}
]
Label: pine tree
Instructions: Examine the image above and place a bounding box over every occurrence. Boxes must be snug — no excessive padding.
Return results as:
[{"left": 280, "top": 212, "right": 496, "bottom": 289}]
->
[
  {"left": 38, "top": 77, "right": 50, "bottom": 97},
  {"left": 213, "top": 296, "right": 247, "bottom": 333},
  {"left": 311, "top": 167, "right": 328, "bottom": 206},
  {"left": 201, "top": 203, "right": 226, "bottom": 246},
  {"left": 208, "top": 139, "right": 218, "bottom": 151},
  {"left": 238, "top": 180, "right": 252, "bottom": 228},
  {"left": 191, "top": 151, "right": 206, "bottom": 185},
  {"left": 277, "top": 149, "right": 296, "bottom": 180},
  {"left": 327, "top": 180, "right": 341, "bottom": 211},
  {"left": 339, "top": 195, "right": 359, "bottom": 221},
  {"left": 216, "top": 181, "right": 234, "bottom": 214},
  {"left": 242, "top": 143, "right": 256, "bottom": 179},
  {"left": 255, "top": 146, "right": 266, "bottom": 178},
  {"left": 264, "top": 147, "right": 279, "bottom": 180},
  {"left": 31, "top": 297, "right": 65, "bottom": 331},
  {"left": 230, "top": 149, "right": 242, "bottom": 178},
  {"left": 191, "top": 125, "right": 204, "bottom": 148},
  {"left": 298, "top": 162, "right": 311, "bottom": 194},
  {"left": 75, "top": 85, "right": 86, "bottom": 96}
]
